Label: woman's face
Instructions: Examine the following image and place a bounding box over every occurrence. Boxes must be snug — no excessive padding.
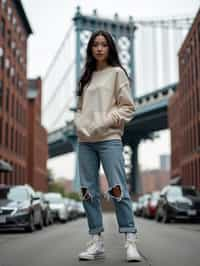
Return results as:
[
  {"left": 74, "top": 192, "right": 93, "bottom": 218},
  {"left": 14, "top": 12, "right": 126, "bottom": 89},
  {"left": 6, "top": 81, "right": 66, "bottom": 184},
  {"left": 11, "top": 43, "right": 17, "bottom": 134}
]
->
[{"left": 91, "top": 35, "right": 109, "bottom": 64}]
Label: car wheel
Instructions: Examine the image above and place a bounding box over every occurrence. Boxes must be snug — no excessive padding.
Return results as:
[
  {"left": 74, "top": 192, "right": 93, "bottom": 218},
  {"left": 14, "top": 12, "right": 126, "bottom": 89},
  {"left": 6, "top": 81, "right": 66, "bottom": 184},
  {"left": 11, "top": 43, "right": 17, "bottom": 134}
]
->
[
  {"left": 155, "top": 210, "right": 162, "bottom": 222},
  {"left": 25, "top": 213, "right": 35, "bottom": 233},
  {"left": 44, "top": 213, "right": 49, "bottom": 226},
  {"left": 49, "top": 214, "right": 54, "bottom": 225},
  {"left": 142, "top": 210, "right": 146, "bottom": 218},
  {"left": 162, "top": 210, "right": 170, "bottom": 223},
  {"left": 36, "top": 212, "right": 44, "bottom": 230}
]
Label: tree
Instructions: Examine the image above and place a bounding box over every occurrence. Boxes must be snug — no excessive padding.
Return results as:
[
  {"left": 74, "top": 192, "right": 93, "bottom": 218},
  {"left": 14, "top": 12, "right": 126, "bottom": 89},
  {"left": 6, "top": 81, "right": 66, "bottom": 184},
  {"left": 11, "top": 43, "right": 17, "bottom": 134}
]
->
[{"left": 48, "top": 182, "right": 65, "bottom": 197}]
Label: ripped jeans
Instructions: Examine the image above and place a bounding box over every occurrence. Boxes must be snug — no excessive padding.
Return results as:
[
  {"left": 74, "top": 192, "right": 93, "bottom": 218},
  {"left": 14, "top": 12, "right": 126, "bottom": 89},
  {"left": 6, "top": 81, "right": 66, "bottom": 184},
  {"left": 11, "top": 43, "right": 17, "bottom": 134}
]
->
[{"left": 77, "top": 139, "right": 137, "bottom": 235}]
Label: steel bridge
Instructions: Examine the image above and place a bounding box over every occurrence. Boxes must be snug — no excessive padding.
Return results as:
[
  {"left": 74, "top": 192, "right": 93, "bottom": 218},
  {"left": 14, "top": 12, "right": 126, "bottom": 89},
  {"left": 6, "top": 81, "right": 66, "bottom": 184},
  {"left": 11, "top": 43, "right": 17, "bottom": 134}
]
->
[{"left": 43, "top": 7, "right": 194, "bottom": 193}]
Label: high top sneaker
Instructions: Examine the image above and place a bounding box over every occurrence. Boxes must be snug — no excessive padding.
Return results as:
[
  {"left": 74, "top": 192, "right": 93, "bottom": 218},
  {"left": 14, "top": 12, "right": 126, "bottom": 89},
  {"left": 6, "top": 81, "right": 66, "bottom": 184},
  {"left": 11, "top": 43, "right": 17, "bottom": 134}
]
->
[
  {"left": 78, "top": 234, "right": 105, "bottom": 260},
  {"left": 125, "top": 233, "right": 142, "bottom": 262}
]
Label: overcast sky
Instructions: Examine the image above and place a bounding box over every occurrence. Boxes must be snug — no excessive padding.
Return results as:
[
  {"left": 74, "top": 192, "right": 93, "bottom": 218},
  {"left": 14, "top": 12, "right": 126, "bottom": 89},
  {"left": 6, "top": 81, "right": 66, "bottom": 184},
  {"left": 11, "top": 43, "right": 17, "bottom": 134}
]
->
[
  {"left": 21, "top": 0, "right": 200, "bottom": 180},
  {"left": 22, "top": 0, "right": 199, "bottom": 78}
]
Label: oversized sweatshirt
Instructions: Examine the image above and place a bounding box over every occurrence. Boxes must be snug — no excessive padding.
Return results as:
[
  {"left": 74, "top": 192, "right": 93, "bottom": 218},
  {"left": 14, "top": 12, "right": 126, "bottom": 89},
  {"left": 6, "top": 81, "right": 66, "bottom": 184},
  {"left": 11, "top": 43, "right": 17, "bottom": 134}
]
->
[{"left": 74, "top": 66, "right": 136, "bottom": 142}]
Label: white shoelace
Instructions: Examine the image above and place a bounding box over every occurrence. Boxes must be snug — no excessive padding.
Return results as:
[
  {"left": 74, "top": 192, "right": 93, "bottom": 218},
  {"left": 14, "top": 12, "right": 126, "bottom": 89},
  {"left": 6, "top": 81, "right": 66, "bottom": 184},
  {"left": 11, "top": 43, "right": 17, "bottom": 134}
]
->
[
  {"left": 86, "top": 240, "right": 96, "bottom": 248},
  {"left": 125, "top": 239, "right": 137, "bottom": 248}
]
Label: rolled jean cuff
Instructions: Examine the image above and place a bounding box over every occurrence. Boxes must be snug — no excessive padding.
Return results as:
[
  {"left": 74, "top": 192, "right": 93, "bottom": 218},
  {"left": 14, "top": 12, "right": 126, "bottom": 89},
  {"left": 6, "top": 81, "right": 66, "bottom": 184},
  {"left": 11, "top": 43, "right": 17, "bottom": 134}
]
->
[
  {"left": 89, "top": 227, "right": 104, "bottom": 235},
  {"left": 119, "top": 227, "right": 137, "bottom": 234}
]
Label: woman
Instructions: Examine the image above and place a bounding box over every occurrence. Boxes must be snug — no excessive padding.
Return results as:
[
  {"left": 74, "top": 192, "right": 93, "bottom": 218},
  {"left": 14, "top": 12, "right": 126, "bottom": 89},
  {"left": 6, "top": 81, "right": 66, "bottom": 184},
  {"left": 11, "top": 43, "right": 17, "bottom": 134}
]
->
[{"left": 74, "top": 30, "right": 141, "bottom": 262}]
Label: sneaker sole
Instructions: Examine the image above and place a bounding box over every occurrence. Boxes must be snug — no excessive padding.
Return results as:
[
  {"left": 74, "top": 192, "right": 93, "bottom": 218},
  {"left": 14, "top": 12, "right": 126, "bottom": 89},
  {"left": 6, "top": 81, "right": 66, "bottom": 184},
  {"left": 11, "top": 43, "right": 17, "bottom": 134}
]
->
[
  {"left": 79, "top": 253, "right": 105, "bottom": 261},
  {"left": 127, "top": 256, "right": 142, "bottom": 262}
]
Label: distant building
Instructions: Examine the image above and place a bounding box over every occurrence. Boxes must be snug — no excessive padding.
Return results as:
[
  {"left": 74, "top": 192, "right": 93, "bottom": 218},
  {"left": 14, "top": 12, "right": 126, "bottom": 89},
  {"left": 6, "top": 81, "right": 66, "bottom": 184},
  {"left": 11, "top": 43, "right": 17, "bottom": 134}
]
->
[
  {"left": 140, "top": 169, "right": 170, "bottom": 194},
  {"left": 160, "top": 154, "right": 170, "bottom": 171},
  {"left": 27, "top": 78, "right": 48, "bottom": 191},
  {"left": 64, "top": 179, "right": 73, "bottom": 193},
  {"left": 123, "top": 145, "right": 132, "bottom": 176},
  {"left": 168, "top": 8, "right": 200, "bottom": 189}
]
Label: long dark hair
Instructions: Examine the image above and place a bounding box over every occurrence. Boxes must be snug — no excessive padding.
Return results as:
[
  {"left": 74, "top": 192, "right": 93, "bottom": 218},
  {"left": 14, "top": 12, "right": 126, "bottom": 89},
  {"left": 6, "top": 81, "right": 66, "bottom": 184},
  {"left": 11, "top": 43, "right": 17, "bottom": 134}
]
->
[{"left": 76, "top": 30, "right": 129, "bottom": 96}]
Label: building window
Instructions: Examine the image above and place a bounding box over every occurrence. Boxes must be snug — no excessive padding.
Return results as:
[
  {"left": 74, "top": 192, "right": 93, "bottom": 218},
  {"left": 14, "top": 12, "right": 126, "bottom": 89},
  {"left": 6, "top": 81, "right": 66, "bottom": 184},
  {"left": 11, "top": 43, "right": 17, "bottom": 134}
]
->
[
  {"left": 1, "top": 0, "right": 7, "bottom": 10},
  {"left": 11, "top": 41, "right": 16, "bottom": 49},
  {"left": 5, "top": 58, "right": 9, "bottom": 67},
  {"left": 15, "top": 130, "right": 18, "bottom": 153},
  {"left": 0, "top": 80, "right": 3, "bottom": 111},
  {"left": 5, "top": 88, "right": 9, "bottom": 112},
  {"left": 5, "top": 58, "right": 10, "bottom": 77},
  {"left": 16, "top": 49, "right": 20, "bottom": 64},
  {"left": 10, "top": 67, "right": 14, "bottom": 76},
  {"left": 12, "top": 16, "right": 16, "bottom": 26},
  {"left": 0, "top": 18, "right": 5, "bottom": 37},
  {"left": 11, "top": 126, "right": 14, "bottom": 151},
  {"left": 5, "top": 122, "right": 8, "bottom": 148},
  {"left": 17, "top": 25, "right": 21, "bottom": 34},
  {"left": 198, "top": 22, "right": 200, "bottom": 42},
  {"left": 0, "top": 118, "right": 2, "bottom": 145},
  {"left": 198, "top": 120, "right": 200, "bottom": 147},
  {"left": 15, "top": 100, "right": 18, "bottom": 122},
  {"left": 7, "top": 6, "right": 12, "bottom": 21},
  {"left": 11, "top": 67, "right": 15, "bottom": 83},
  {"left": 7, "top": 30, "right": 11, "bottom": 48},
  {"left": 15, "top": 74, "right": 18, "bottom": 88},
  {"left": 0, "top": 47, "right": 4, "bottom": 68},
  {"left": 11, "top": 94, "right": 14, "bottom": 117}
]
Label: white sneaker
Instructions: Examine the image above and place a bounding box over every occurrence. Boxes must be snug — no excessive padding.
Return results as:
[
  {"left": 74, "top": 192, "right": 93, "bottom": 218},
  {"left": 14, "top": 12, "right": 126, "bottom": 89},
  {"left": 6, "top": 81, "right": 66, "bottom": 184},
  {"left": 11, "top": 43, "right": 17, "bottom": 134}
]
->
[
  {"left": 125, "top": 233, "right": 142, "bottom": 262},
  {"left": 79, "top": 235, "right": 105, "bottom": 260}
]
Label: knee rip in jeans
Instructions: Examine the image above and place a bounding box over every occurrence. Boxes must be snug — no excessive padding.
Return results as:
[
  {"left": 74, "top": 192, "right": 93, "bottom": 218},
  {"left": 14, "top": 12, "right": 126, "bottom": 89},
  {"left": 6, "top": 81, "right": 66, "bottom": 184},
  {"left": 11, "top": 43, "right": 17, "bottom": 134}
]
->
[
  {"left": 81, "top": 187, "right": 93, "bottom": 201},
  {"left": 108, "top": 185, "right": 123, "bottom": 202}
]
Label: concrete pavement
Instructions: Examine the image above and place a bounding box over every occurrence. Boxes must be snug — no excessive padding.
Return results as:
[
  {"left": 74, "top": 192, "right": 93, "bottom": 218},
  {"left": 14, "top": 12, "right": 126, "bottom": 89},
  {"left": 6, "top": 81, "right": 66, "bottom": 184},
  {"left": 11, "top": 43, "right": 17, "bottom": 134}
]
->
[{"left": 0, "top": 213, "right": 199, "bottom": 266}]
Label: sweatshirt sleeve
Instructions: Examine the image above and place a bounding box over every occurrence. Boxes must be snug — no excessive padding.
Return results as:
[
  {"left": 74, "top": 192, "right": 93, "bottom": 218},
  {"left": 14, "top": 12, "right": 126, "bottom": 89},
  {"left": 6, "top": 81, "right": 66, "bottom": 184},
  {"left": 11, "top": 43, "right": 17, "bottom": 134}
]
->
[
  {"left": 76, "top": 95, "right": 83, "bottom": 112},
  {"left": 110, "top": 68, "right": 136, "bottom": 124}
]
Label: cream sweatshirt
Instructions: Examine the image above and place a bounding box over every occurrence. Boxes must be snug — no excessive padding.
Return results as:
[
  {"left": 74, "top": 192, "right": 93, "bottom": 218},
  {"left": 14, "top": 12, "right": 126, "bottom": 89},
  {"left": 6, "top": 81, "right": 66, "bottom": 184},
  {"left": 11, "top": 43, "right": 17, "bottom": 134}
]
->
[{"left": 74, "top": 66, "right": 136, "bottom": 142}]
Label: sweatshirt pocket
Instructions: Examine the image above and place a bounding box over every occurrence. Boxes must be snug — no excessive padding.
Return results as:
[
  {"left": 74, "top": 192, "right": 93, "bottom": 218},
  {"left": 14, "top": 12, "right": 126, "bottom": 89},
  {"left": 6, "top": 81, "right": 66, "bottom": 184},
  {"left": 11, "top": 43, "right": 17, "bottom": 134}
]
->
[
  {"left": 90, "top": 110, "right": 121, "bottom": 136},
  {"left": 74, "top": 107, "right": 123, "bottom": 138},
  {"left": 74, "top": 112, "right": 94, "bottom": 137}
]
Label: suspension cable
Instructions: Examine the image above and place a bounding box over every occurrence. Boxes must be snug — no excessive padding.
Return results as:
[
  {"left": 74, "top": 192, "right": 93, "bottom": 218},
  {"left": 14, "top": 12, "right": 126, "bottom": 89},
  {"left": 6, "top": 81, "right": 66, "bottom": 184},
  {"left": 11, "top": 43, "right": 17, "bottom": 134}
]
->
[
  {"left": 48, "top": 95, "right": 74, "bottom": 130},
  {"left": 43, "top": 23, "right": 74, "bottom": 83},
  {"left": 134, "top": 16, "right": 194, "bottom": 30},
  {"left": 42, "top": 59, "right": 75, "bottom": 113}
]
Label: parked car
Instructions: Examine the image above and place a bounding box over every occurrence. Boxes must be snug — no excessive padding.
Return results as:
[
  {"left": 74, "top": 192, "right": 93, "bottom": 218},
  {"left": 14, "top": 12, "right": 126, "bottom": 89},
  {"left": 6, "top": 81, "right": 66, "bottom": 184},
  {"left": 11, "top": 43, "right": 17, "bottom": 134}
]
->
[
  {"left": 132, "top": 201, "right": 138, "bottom": 214},
  {"left": 0, "top": 184, "right": 43, "bottom": 232},
  {"left": 146, "top": 191, "right": 160, "bottom": 218},
  {"left": 141, "top": 193, "right": 151, "bottom": 217},
  {"left": 35, "top": 191, "right": 54, "bottom": 226},
  {"left": 0, "top": 160, "right": 13, "bottom": 172},
  {"left": 44, "top": 193, "right": 68, "bottom": 222},
  {"left": 64, "top": 198, "right": 79, "bottom": 220},
  {"left": 156, "top": 185, "right": 200, "bottom": 223},
  {"left": 76, "top": 201, "right": 86, "bottom": 217},
  {"left": 135, "top": 195, "right": 145, "bottom": 216}
]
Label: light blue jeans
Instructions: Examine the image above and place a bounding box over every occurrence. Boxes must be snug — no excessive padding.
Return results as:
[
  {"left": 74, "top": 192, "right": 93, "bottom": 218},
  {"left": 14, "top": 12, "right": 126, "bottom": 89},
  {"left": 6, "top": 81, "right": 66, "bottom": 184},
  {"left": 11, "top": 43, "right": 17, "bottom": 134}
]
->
[{"left": 77, "top": 139, "right": 137, "bottom": 235}]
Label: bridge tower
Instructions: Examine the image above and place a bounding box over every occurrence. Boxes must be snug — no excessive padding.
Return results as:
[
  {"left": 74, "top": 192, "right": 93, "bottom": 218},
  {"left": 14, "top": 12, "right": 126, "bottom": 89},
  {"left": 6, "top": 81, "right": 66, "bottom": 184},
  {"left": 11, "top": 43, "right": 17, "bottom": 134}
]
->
[
  {"left": 72, "top": 7, "right": 139, "bottom": 193},
  {"left": 73, "top": 6, "right": 137, "bottom": 97}
]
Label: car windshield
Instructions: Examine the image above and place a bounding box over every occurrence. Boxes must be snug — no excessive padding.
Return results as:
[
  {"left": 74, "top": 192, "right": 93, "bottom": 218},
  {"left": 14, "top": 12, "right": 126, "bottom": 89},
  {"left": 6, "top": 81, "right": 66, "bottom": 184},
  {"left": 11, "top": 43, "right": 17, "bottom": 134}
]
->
[
  {"left": 182, "top": 187, "right": 198, "bottom": 197},
  {"left": 168, "top": 187, "right": 182, "bottom": 197},
  {"left": 45, "top": 196, "right": 63, "bottom": 203},
  {"left": 0, "top": 187, "right": 28, "bottom": 201},
  {"left": 152, "top": 192, "right": 160, "bottom": 200}
]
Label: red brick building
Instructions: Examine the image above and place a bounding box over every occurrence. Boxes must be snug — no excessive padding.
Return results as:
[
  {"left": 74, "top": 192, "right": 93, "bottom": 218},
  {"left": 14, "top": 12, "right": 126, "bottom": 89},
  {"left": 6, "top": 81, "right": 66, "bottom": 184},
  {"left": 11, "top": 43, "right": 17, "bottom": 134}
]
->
[
  {"left": 168, "top": 8, "right": 200, "bottom": 189},
  {"left": 27, "top": 78, "right": 48, "bottom": 191},
  {"left": 140, "top": 169, "right": 170, "bottom": 194},
  {"left": 0, "top": 1, "right": 48, "bottom": 191}
]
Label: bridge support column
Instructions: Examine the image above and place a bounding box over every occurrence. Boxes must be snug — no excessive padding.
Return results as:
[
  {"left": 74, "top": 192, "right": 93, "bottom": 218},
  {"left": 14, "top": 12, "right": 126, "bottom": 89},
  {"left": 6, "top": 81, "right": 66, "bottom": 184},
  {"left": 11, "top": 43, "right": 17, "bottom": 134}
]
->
[
  {"left": 129, "top": 140, "right": 142, "bottom": 195},
  {"left": 72, "top": 142, "right": 80, "bottom": 192},
  {"left": 66, "top": 136, "right": 80, "bottom": 192}
]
